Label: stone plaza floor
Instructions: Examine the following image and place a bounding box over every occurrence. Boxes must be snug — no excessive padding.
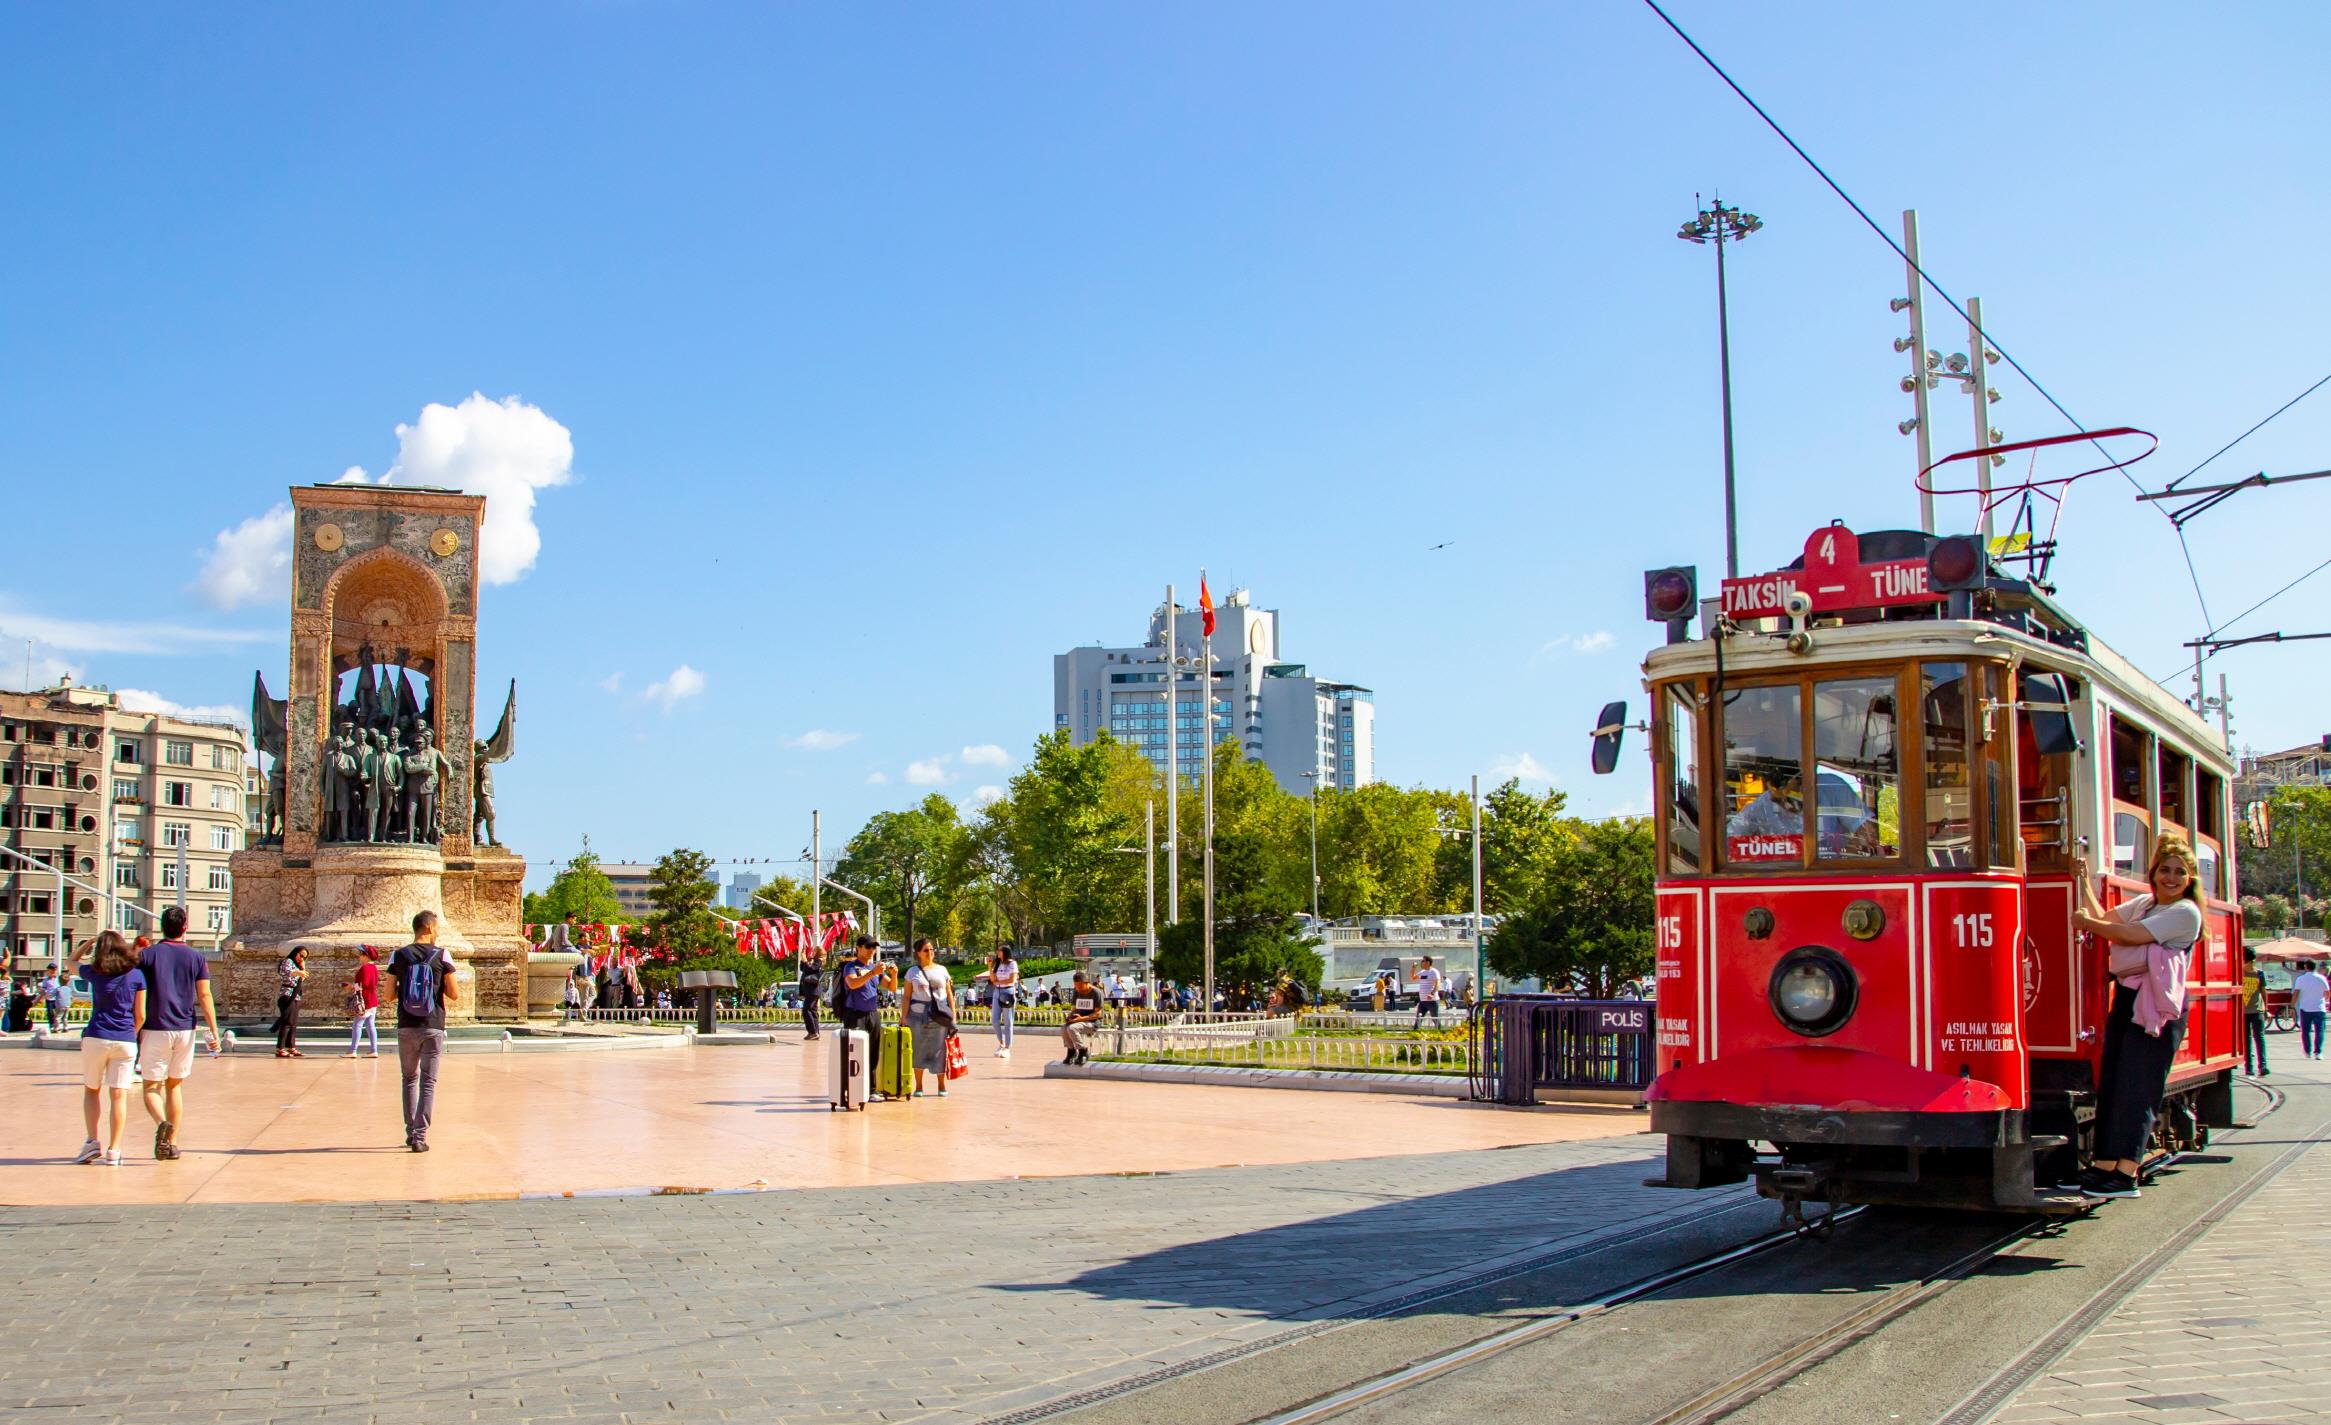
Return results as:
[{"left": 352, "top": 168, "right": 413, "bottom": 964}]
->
[{"left": 0, "top": 1030, "right": 1645, "bottom": 1204}]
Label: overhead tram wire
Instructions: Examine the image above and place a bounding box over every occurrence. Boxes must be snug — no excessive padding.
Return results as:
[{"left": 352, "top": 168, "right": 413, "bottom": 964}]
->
[
  {"left": 1639, "top": 1, "right": 2197, "bottom": 604},
  {"left": 2147, "top": 550, "right": 2331, "bottom": 685},
  {"left": 2163, "top": 370, "right": 2331, "bottom": 493}
]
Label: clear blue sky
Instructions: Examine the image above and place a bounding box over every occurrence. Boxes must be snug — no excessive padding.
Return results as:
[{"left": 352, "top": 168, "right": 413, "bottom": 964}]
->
[{"left": 3, "top": 3, "right": 2326, "bottom": 886}]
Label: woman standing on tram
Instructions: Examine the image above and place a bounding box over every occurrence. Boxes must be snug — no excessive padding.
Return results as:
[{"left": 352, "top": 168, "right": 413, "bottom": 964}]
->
[{"left": 2072, "top": 834, "right": 2206, "bottom": 1200}]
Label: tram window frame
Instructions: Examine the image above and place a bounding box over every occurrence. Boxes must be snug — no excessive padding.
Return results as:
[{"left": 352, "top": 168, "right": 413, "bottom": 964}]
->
[
  {"left": 2158, "top": 743, "right": 2191, "bottom": 835},
  {"left": 1809, "top": 675, "right": 1904, "bottom": 864},
  {"left": 2106, "top": 713, "right": 2155, "bottom": 880},
  {"left": 1717, "top": 679, "right": 1808, "bottom": 870},
  {"left": 2195, "top": 767, "right": 2227, "bottom": 900},
  {"left": 1921, "top": 661, "right": 1976, "bottom": 870},
  {"left": 2012, "top": 663, "right": 2077, "bottom": 875},
  {"left": 1980, "top": 663, "right": 2018, "bottom": 871},
  {"left": 1657, "top": 683, "right": 1705, "bottom": 875}
]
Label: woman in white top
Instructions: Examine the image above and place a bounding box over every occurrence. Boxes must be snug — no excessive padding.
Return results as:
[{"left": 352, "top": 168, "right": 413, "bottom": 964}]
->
[
  {"left": 987, "top": 948, "right": 1019, "bottom": 1057},
  {"left": 903, "top": 939, "right": 956, "bottom": 1097},
  {"left": 2072, "top": 835, "right": 2206, "bottom": 1200}
]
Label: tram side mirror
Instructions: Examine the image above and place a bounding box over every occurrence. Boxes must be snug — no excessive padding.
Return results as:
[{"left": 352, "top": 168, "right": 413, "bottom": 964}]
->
[
  {"left": 1591, "top": 700, "right": 1628, "bottom": 776},
  {"left": 2019, "top": 672, "right": 2079, "bottom": 756}
]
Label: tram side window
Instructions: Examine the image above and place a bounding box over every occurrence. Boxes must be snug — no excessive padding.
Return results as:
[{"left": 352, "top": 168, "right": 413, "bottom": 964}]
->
[
  {"left": 2195, "top": 768, "right": 2227, "bottom": 898},
  {"left": 2158, "top": 743, "right": 2191, "bottom": 833},
  {"left": 1923, "top": 662, "right": 1974, "bottom": 869},
  {"left": 1982, "top": 664, "right": 2016, "bottom": 870},
  {"left": 1721, "top": 682, "right": 1804, "bottom": 866},
  {"left": 1811, "top": 676, "right": 1899, "bottom": 861},
  {"left": 2108, "top": 715, "right": 2154, "bottom": 878},
  {"left": 1663, "top": 688, "right": 1703, "bottom": 874}
]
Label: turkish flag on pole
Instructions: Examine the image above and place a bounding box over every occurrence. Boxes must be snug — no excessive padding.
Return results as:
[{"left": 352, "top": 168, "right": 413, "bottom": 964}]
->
[{"left": 1199, "top": 576, "right": 1216, "bottom": 637}]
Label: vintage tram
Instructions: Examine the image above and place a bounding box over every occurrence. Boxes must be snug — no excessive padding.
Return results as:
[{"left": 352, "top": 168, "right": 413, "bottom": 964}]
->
[{"left": 1598, "top": 523, "right": 2242, "bottom": 1214}]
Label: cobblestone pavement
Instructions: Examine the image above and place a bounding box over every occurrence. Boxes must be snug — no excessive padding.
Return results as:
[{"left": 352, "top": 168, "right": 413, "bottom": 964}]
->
[
  {"left": 0, "top": 1133, "right": 1732, "bottom": 1425},
  {"left": 1990, "top": 1064, "right": 2331, "bottom": 1425}
]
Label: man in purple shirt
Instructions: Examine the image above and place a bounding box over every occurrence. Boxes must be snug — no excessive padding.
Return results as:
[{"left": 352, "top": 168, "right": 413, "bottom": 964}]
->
[{"left": 137, "top": 906, "right": 224, "bottom": 1161}]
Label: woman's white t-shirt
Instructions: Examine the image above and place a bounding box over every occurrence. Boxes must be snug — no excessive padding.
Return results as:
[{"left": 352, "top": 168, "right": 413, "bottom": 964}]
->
[{"left": 908, "top": 964, "right": 953, "bottom": 1010}]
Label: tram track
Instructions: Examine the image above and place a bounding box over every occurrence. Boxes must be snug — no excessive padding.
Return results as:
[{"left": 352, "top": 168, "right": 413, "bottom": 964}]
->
[{"left": 1240, "top": 1073, "right": 2297, "bottom": 1425}]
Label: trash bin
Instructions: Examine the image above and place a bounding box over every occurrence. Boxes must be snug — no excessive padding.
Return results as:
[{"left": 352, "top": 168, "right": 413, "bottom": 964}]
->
[{"left": 679, "top": 970, "right": 737, "bottom": 1035}]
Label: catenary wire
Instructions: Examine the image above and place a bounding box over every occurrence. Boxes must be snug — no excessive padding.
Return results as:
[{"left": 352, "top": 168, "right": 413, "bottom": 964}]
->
[{"left": 2164, "top": 370, "right": 2331, "bottom": 493}]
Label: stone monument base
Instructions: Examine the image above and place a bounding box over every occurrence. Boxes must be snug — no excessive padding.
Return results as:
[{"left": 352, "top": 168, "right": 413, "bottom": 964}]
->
[{"left": 225, "top": 843, "right": 529, "bottom": 1022}]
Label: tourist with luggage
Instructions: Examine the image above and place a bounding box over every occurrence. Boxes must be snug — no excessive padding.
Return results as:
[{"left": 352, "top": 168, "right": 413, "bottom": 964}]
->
[
  {"left": 836, "top": 935, "right": 893, "bottom": 1095},
  {"left": 390, "top": 911, "right": 459, "bottom": 1152},
  {"left": 904, "top": 939, "right": 955, "bottom": 1098},
  {"left": 73, "top": 931, "right": 144, "bottom": 1167},
  {"left": 138, "top": 905, "right": 223, "bottom": 1162},
  {"left": 1062, "top": 970, "right": 1104, "bottom": 1066},
  {"left": 988, "top": 947, "right": 1019, "bottom": 1058}
]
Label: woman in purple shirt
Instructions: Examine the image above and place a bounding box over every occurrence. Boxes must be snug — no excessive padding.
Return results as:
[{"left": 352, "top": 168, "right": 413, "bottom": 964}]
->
[{"left": 75, "top": 931, "right": 146, "bottom": 1167}]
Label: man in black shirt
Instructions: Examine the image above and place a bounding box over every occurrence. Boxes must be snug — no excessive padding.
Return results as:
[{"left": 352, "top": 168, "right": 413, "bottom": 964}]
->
[{"left": 389, "top": 909, "right": 460, "bottom": 1151}]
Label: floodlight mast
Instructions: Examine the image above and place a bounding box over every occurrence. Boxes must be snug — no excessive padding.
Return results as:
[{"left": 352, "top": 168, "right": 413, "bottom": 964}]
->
[{"left": 1676, "top": 196, "right": 1761, "bottom": 579}]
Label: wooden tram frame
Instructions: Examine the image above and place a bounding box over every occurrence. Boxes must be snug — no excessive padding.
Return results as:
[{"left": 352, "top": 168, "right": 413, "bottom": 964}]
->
[{"left": 1628, "top": 525, "right": 2241, "bottom": 1215}]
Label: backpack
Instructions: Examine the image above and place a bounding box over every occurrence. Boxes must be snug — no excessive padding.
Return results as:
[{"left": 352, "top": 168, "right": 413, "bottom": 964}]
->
[
  {"left": 399, "top": 948, "right": 444, "bottom": 1018},
  {"left": 828, "top": 963, "right": 851, "bottom": 1014}
]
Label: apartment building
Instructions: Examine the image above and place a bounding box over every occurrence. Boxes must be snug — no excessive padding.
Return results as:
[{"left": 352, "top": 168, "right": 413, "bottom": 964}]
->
[{"left": 1, "top": 679, "right": 246, "bottom": 967}]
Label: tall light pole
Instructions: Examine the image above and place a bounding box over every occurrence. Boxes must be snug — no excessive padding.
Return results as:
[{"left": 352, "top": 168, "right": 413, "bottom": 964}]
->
[
  {"left": 1300, "top": 770, "right": 1320, "bottom": 922},
  {"left": 1676, "top": 196, "right": 1763, "bottom": 579},
  {"left": 1112, "top": 798, "right": 1157, "bottom": 998},
  {"left": 1470, "top": 773, "right": 1485, "bottom": 1004},
  {"left": 1163, "top": 583, "right": 1179, "bottom": 924}
]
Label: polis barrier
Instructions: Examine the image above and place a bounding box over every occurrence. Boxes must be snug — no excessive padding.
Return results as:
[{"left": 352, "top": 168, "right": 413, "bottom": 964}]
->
[{"left": 1469, "top": 995, "right": 1654, "bottom": 1105}]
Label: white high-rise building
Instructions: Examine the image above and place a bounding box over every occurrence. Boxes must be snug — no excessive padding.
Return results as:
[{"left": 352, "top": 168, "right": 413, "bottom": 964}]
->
[{"left": 1053, "top": 590, "right": 1375, "bottom": 794}]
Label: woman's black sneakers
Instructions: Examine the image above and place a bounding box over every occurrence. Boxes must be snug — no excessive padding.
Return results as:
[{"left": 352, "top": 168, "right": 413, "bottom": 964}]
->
[{"left": 2078, "top": 1167, "right": 2141, "bottom": 1199}]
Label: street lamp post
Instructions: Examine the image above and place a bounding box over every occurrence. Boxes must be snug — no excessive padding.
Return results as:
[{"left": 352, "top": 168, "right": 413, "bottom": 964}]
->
[
  {"left": 1300, "top": 770, "right": 1320, "bottom": 922},
  {"left": 1112, "top": 798, "right": 1157, "bottom": 1000},
  {"left": 1676, "top": 196, "right": 1763, "bottom": 579}
]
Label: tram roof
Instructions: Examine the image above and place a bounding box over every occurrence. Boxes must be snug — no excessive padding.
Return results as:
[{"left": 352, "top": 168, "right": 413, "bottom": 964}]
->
[{"left": 1642, "top": 616, "right": 2230, "bottom": 770}]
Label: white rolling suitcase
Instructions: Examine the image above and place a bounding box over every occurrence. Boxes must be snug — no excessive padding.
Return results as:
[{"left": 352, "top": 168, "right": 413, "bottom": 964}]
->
[{"left": 829, "top": 1027, "right": 870, "bottom": 1111}]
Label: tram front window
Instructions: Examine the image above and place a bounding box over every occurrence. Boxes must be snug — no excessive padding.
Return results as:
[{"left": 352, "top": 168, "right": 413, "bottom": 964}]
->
[
  {"left": 1722, "top": 682, "right": 1804, "bottom": 865},
  {"left": 1812, "top": 677, "right": 1899, "bottom": 861}
]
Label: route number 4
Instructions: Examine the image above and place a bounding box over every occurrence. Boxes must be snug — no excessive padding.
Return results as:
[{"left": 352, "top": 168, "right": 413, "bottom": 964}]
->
[{"left": 1951, "top": 912, "right": 1995, "bottom": 949}]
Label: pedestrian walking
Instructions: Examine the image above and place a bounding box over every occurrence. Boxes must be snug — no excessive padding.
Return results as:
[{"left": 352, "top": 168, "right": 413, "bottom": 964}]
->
[
  {"left": 798, "top": 943, "right": 825, "bottom": 1041},
  {"left": 988, "top": 947, "right": 1019, "bottom": 1057},
  {"left": 40, "top": 965, "right": 66, "bottom": 1033},
  {"left": 73, "top": 931, "right": 145, "bottom": 1167},
  {"left": 271, "top": 946, "right": 309, "bottom": 1057},
  {"left": 2072, "top": 839, "right": 2205, "bottom": 1199},
  {"left": 137, "top": 905, "right": 224, "bottom": 1162},
  {"left": 904, "top": 939, "right": 955, "bottom": 1098},
  {"left": 1061, "top": 970, "right": 1104, "bottom": 1066},
  {"left": 1411, "top": 957, "right": 1443, "bottom": 1029},
  {"left": 2242, "top": 947, "right": 2269, "bottom": 1077},
  {"left": 348, "top": 946, "right": 381, "bottom": 1057},
  {"left": 836, "top": 935, "right": 892, "bottom": 1094},
  {"left": 2295, "top": 959, "right": 2330, "bottom": 1061},
  {"left": 389, "top": 910, "right": 459, "bottom": 1151}
]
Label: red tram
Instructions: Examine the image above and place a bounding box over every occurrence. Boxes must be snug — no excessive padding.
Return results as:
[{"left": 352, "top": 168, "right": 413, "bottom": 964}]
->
[{"left": 1597, "top": 524, "right": 2241, "bottom": 1214}]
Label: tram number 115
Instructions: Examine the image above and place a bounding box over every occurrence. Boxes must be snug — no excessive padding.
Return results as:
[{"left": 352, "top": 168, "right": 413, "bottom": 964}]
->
[{"left": 1951, "top": 912, "right": 1995, "bottom": 949}]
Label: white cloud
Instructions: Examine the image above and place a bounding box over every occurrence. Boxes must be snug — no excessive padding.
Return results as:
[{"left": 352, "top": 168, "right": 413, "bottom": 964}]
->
[
  {"left": 1489, "top": 751, "right": 1557, "bottom": 785},
  {"left": 1540, "top": 631, "right": 1616, "bottom": 656},
  {"left": 0, "top": 603, "right": 270, "bottom": 655},
  {"left": 13, "top": 652, "right": 83, "bottom": 688},
  {"left": 599, "top": 672, "right": 623, "bottom": 693},
  {"left": 960, "top": 743, "right": 1010, "bottom": 767},
  {"left": 905, "top": 757, "right": 951, "bottom": 786},
  {"left": 788, "top": 729, "right": 861, "bottom": 751},
  {"left": 116, "top": 689, "right": 247, "bottom": 725},
  {"left": 865, "top": 771, "right": 891, "bottom": 785},
  {"left": 195, "top": 392, "right": 573, "bottom": 609},
  {"left": 968, "top": 785, "right": 1004, "bottom": 806},
  {"left": 193, "top": 504, "right": 296, "bottom": 611},
  {"left": 642, "top": 664, "right": 705, "bottom": 710}
]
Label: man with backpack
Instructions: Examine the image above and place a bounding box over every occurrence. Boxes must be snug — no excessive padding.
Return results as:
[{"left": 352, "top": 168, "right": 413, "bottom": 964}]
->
[{"left": 390, "top": 910, "right": 459, "bottom": 1151}]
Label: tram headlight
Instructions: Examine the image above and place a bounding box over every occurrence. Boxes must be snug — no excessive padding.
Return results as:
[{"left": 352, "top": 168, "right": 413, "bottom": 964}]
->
[{"left": 1768, "top": 948, "right": 1858, "bottom": 1038}]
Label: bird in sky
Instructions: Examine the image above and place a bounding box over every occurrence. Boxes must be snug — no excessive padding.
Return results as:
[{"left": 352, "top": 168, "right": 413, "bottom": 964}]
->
[{"left": 1427, "top": 540, "right": 1456, "bottom": 551}]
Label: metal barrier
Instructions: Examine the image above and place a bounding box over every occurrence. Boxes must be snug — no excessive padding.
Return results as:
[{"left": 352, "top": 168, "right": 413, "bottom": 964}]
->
[
  {"left": 1101, "top": 1025, "right": 1470, "bottom": 1074},
  {"left": 1469, "top": 996, "right": 1653, "bottom": 1104}
]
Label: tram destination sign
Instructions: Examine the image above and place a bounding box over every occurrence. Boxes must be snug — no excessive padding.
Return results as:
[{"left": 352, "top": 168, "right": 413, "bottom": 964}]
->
[{"left": 1721, "top": 526, "right": 1945, "bottom": 618}]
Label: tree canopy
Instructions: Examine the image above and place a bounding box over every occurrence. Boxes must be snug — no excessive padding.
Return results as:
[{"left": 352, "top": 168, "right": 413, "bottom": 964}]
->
[{"left": 521, "top": 841, "right": 623, "bottom": 927}]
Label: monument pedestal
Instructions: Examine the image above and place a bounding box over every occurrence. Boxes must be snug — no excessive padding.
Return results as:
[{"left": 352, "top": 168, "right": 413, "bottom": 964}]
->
[{"left": 226, "top": 844, "right": 528, "bottom": 1022}]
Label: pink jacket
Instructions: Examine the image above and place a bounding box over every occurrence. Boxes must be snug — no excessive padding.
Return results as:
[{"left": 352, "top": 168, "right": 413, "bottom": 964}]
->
[{"left": 2113, "top": 895, "right": 2199, "bottom": 1037}]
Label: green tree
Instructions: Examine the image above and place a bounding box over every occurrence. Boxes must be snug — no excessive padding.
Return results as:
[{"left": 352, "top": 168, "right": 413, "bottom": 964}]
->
[
  {"left": 1479, "top": 779, "right": 1575, "bottom": 913},
  {"left": 747, "top": 875, "right": 814, "bottom": 920},
  {"left": 1156, "top": 910, "right": 1320, "bottom": 1006},
  {"left": 1486, "top": 817, "right": 1655, "bottom": 997},
  {"left": 2243, "top": 893, "right": 2296, "bottom": 935},
  {"left": 2234, "top": 786, "right": 2331, "bottom": 912},
  {"left": 835, "top": 793, "right": 969, "bottom": 951},
  {"left": 992, "top": 731, "right": 1154, "bottom": 943},
  {"left": 521, "top": 840, "right": 624, "bottom": 928},
  {"left": 1314, "top": 783, "right": 1446, "bottom": 918},
  {"left": 645, "top": 847, "right": 724, "bottom": 956},
  {"left": 1207, "top": 743, "right": 1308, "bottom": 919}
]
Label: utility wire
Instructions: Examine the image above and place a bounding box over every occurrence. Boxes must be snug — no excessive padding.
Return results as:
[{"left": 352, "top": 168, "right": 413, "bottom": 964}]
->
[
  {"left": 2150, "top": 552, "right": 2331, "bottom": 684},
  {"left": 2165, "top": 370, "right": 2331, "bottom": 493}
]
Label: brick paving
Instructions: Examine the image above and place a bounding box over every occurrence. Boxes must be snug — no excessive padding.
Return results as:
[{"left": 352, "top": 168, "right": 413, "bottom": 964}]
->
[
  {"left": 0, "top": 1134, "right": 1729, "bottom": 1425},
  {"left": 1991, "top": 1064, "right": 2331, "bottom": 1425}
]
